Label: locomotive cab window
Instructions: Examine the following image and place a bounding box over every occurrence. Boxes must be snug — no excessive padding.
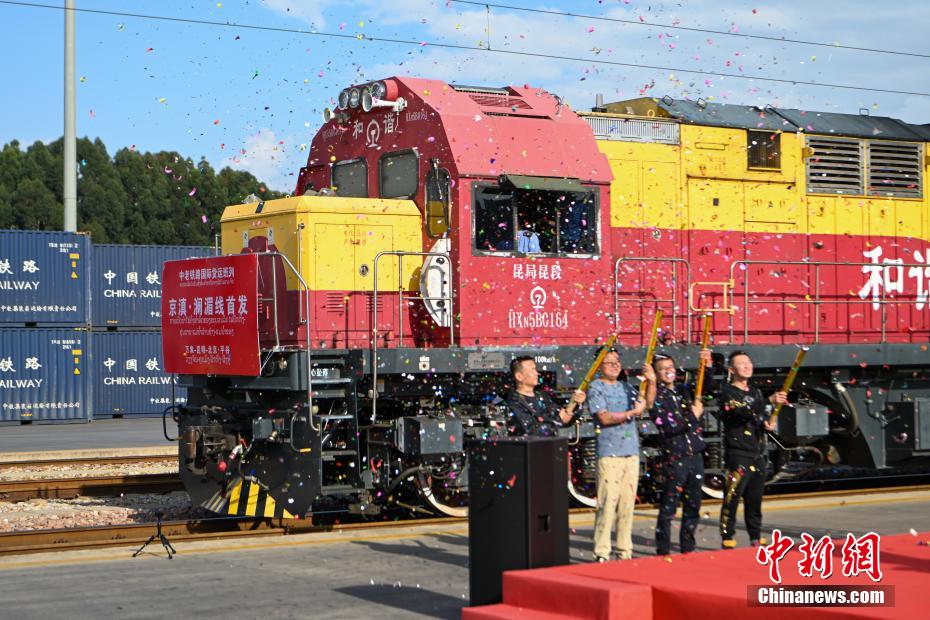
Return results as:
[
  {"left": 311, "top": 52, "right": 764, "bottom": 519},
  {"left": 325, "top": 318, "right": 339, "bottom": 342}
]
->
[
  {"left": 379, "top": 150, "right": 419, "bottom": 199},
  {"left": 331, "top": 159, "right": 368, "bottom": 197},
  {"left": 747, "top": 130, "right": 781, "bottom": 170},
  {"left": 426, "top": 165, "right": 451, "bottom": 237},
  {"left": 473, "top": 184, "right": 598, "bottom": 257}
]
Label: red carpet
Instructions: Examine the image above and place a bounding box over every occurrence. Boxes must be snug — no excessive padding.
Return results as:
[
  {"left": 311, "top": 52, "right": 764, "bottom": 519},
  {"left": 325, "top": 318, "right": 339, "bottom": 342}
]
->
[{"left": 463, "top": 532, "right": 929, "bottom": 619}]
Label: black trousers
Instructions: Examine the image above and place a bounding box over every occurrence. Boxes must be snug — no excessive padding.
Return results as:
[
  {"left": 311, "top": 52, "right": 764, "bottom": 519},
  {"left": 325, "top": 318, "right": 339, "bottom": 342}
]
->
[
  {"left": 719, "top": 458, "right": 765, "bottom": 541},
  {"left": 655, "top": 452, "right": 704, "bottom": 554}
]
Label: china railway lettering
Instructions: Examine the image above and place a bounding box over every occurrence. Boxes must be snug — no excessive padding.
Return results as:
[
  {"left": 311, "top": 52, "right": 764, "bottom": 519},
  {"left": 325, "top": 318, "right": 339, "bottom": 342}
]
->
[
  {"left": 0, "top": 378, "right": 44, "bottom": 389},
  {"left": 102, "top": 376, "right": 174, "bottom": 386},
  {"left": 0, "top": 280, "right": 39, "bottom": 290},
  {"left": 103, "top": 289, "right": 161, "bottom": 298}
]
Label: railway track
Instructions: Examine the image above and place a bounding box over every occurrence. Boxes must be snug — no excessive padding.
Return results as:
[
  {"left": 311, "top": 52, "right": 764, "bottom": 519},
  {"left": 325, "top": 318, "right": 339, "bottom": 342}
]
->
[
  {"left": 0, "top": 455, "right": 175, "bottom": 470},
  {"left": 0, "top": 454, "right": 180, "bottom": 501},
  {"left": 0, "top": 513, "right": 451, "bottom": 557},
  {"left": 0, "top": 473, "right": 182, "bottom": 502},
  {"left": 1, "top": 483, "right": 927, "bottom": 557}
]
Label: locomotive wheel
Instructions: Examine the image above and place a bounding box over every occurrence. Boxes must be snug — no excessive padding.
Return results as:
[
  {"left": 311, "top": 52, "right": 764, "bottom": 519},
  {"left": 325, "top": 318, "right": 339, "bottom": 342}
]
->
[
  {"left": 568, "top": 443, "right": 598, "bottom": 507},
  {"left": 568, "top": 476, "right": 597, "bottom": 507},
  {"left": 701, "top": 473, "right": 725, "bottom": 499},
  {"left": 415, "top": 469, "right": 468, "bottom": 518}
]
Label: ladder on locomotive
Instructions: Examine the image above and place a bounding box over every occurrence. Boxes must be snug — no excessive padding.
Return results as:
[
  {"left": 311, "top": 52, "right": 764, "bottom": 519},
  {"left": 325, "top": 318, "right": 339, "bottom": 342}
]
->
[
  {"left": 256, "top": 250, "right": 365, "bottom": 496},
  {"left": 311, "top": 350, "right": 366, "bottom": 495}
]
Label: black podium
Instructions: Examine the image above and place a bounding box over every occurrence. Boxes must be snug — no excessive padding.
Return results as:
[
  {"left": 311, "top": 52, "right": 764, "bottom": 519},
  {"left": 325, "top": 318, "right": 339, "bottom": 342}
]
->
[{"left": 467, "top": 436, "right": 569, "bottom": 607}]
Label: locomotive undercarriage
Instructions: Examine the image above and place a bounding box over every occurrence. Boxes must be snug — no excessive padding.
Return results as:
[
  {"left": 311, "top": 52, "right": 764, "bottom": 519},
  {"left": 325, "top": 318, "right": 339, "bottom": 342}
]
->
[{"left": 172, "top": 344, "right": 930, "bottom": 518}]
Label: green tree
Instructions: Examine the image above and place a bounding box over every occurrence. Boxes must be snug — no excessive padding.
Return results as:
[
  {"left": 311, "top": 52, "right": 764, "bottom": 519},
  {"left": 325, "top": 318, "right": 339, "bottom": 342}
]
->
[
  {"left": 0, "top": 141, "right": 25, "bottom": 229},
  {"left": 76, "top": 138, "right": 130, "bottom": 243},
  {"left": 0, "top": 135, "right": 283, "bottom": 244},
  {"left": 12, "top": 177, "right": 62, "bottom": 230}
]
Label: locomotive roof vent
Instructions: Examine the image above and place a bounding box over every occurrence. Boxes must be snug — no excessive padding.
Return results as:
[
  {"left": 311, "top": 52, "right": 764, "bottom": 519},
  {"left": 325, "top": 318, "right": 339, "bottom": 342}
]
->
[
  {"left": 449, "top": 84, "right": 511, "bottom": 95},
  {"left": 452, "top": 83, "right": 533, "bottom": 110},
  {"left": 469, "top": 93, "right": 531, "bottom": 109}
]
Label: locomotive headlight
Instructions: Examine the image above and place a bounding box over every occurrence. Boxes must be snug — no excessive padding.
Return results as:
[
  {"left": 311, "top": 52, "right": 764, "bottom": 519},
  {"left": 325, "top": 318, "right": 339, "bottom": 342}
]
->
[
  {"left": 349, "top": 88, "right": 361, "bottom": 108},
  {"left": 361, "top": 88, "right": 374, "bottom": 112},
  {"left": 338, "top": 89, "right": 350, "bottom": 110},
  {"left": 370, "top": 80, "right": 387, "bottom": 100}
]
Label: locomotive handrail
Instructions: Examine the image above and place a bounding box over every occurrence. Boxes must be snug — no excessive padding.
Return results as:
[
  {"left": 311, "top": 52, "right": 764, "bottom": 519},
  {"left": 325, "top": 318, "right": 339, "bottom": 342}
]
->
[
  {"left": 256, "top": 251, "right": 318, "bottom": 435},
  {"left": 614, "top": 257, "right": 692, "bottom": 344},
  {"left": 296, "top": 222, "right": 307, "bottom": 325},
  {"left": 372, "top": 250, "right": 454, "bottom": 423},
  {"left": 727, "top": 259, "right": 929, "bottom": 345}
]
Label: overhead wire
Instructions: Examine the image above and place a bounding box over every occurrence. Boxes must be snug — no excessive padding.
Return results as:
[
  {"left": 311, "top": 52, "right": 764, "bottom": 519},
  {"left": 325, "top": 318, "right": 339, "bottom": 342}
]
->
[
  {"left": 2, "top": 0, "right": 930, "bottom": 97},
  {"left": 450, "top": 0, "right": 930, "bottom": 60}
]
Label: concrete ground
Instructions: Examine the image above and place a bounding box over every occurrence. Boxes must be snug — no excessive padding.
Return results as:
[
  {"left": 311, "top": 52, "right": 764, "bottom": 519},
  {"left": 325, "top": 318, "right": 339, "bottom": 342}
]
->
[
  {"left": 0, "top": 417, "right": 170, "bottom": 454},
  {"left": 0, "top": 489, "right": 927, "bottom": 619}
]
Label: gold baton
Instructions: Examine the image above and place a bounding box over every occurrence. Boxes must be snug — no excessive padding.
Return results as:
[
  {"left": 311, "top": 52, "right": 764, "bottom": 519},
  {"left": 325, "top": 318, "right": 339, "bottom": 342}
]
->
[
  {"left": 769, "top": 346, "right": 809, "bottom": 423},
  {"left": 639, "top": 310, "right": 664, "bottom": 398},
  {"left": 694, "top": 314, "right": 712, "bottom": 400},
  {"left": 564, "top": 333, "right": 619, "bottom": 416}
]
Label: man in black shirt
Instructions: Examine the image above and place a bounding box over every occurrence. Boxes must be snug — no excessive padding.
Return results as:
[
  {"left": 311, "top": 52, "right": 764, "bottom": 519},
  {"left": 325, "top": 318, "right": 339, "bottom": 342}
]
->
[
  {"left": 505, "top": 356, "right": 585, "bottom": 436},
  {"left": 717, "top": 350, "right": 786, "bottom": 549},
  {"left": 644, "top": 350, "right": 711, "bottom": 555}
]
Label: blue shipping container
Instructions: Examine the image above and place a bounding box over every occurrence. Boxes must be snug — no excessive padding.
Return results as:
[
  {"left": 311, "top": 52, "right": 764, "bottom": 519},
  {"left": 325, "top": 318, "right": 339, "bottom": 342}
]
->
[
  {"left": 91, "top": 244, "right": 213, "bottom": 328},
  {"left": 0, "top": 328, "right": 90, "bottom": 423},
  {"left": 0, "top": 230, "right": 91, "bottom": 325},
  {"left": 91, "top": 331, "right": 185, "bottom": 416}
]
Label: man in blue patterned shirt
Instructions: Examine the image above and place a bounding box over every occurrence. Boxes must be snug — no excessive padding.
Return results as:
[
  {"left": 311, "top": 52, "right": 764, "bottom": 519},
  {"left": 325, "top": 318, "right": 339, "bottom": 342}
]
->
[{"left": 587, "top": 349, "right": 646, "bottom": 562}]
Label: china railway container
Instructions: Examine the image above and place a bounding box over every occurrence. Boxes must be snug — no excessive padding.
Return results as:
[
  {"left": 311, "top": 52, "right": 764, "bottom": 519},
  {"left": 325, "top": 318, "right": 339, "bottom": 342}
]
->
[
  {"left": 0, "top": 328, "right": 90, "bottom": 423},
  {"left": 91, "top": 244, "right": 213, "bottom": 328},
  {"left": 90, "top": 330, "right": 183, "bottom": 417},
  {"left": 0, "top": 230, "right": 90, "bottom": 325}
]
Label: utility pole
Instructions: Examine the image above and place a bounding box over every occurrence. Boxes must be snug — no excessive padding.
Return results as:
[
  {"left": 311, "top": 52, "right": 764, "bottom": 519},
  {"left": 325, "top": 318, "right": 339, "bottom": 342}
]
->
[{"left": 63, "top": 0, "right": 77, "bottom": 232}]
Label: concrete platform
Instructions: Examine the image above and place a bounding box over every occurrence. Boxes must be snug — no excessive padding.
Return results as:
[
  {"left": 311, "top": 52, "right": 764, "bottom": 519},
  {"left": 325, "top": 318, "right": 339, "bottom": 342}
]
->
[
  {"left": 0, "top": 418, "right": 172, "bottom": 455},
  {"left": 0, "top": 489, "right": 927, "bottom": 619}
]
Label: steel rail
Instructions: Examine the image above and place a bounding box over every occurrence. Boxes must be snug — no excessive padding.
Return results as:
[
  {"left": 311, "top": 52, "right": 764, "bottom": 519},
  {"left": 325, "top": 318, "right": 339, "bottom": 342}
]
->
[
  {"left": 0, "top": 455, "right": 175, "bottom": 470},
  {"left": 0, "top": 473, "right": 182, "bottom": 502},
  {"left": 1, "top": 484, "right": 927, "bottom": 557},
  {"left": 0, "top": 514, "right": 452, "bottom": 557}
]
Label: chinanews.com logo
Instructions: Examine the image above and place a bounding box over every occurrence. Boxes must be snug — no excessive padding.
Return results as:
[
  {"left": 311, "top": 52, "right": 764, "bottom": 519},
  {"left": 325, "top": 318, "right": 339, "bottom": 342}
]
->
[{"left": 748, "top": 529, "right": 894, "bottom": 608}]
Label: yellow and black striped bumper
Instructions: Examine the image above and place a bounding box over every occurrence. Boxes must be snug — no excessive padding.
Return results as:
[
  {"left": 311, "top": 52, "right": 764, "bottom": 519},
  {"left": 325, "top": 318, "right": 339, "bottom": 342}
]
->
[{"left": 201, "top": 478, "right": 296, "bottom": 518}]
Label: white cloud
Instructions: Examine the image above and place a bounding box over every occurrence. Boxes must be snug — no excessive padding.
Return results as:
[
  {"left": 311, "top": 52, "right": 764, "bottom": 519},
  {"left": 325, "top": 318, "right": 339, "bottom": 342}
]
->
[
  {"left": 363, "top": 2, "right": 659, "bottom": 109},
  {"left": 225, "top": 129, "right": 295, "bottom": 192},
  {"left": 356, "top": 0, "right": 930, "bottom": 121}
]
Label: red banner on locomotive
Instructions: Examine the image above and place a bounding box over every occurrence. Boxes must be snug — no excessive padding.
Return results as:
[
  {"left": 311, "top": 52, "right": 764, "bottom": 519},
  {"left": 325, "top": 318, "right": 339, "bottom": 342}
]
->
[{"left": 161, "top": 254, "right": 260, "bottom": 376}]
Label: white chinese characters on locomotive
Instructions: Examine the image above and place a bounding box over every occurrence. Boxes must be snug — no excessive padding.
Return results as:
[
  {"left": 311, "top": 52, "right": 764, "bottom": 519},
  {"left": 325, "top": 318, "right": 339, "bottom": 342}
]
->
[{"left": 160, "top": 78, "right": 930, "bottom": 518}]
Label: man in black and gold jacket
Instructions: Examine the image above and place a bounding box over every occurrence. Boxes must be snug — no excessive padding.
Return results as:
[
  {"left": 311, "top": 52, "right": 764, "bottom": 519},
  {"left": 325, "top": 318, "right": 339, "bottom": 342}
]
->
[
  {"left": 717, "top": 350, "right": 786, "bottom": 549},
  {"left": 643, "top": 349, "right": 711, "bottom": 556},
  {"left": 505, "top": 356, "right": 585, "bottom": 437}
]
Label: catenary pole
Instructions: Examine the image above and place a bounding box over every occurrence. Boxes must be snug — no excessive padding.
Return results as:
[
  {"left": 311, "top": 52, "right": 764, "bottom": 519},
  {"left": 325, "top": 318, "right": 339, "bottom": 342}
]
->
[{"left": 63, "top": 0, "right": 77, "bottom": 232}]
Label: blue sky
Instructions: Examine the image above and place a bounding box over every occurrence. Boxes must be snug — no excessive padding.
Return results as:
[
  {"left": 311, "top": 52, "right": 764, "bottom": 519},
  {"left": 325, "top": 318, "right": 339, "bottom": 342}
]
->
[{"left": 2, "top": 0, "right": 929, "bottom": 191}]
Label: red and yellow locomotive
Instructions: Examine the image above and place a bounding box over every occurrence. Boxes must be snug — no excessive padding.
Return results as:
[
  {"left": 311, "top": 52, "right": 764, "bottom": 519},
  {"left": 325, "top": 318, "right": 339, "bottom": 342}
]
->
[{"left": 162, "top": 77, "right": 930, "bottom": 518}]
